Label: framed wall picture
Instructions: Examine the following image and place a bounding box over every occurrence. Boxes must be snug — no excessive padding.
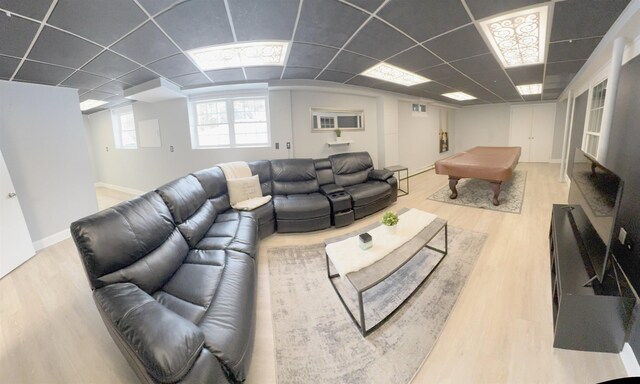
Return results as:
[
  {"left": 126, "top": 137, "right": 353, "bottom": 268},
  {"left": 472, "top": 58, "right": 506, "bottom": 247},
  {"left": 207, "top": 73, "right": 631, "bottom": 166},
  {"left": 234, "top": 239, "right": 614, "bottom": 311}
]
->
[{"left": 439, "top": 110, "right": 449, "bottom": 153}]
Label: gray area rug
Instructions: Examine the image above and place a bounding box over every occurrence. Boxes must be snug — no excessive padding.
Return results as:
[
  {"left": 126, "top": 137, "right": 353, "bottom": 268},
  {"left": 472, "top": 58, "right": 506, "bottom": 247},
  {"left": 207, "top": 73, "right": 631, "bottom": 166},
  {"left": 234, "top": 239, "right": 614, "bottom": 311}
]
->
[
  {"left": 428, "top": 170, "right": 527, "bottom": 213},
  {"left": 268, "top": 226, "right": 487, "bottom": 384}
]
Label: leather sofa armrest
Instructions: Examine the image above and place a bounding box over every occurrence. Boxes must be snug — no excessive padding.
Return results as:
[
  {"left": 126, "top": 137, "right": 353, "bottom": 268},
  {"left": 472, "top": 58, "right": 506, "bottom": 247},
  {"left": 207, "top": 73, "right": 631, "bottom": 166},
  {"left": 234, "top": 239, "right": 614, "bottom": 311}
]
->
[
  {"left": 94, "top": 283, "right": 205, "bottom": 384},
  {"left": 369, "top": 169, "right": 394, "bottom": 181},
  {"left": 319, "top": 183, "right": 345, "bottom": 195}
]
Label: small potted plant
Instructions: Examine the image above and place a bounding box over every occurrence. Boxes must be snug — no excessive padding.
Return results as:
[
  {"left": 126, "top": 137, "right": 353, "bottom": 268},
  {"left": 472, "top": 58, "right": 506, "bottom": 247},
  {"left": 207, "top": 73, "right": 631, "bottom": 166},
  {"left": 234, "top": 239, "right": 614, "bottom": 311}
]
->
[
  {"left": 381, "top": 211, "right": 399, "bottom": 234},
  {"left": 335, "top": 128, "right": 342, "bottom": 142}
]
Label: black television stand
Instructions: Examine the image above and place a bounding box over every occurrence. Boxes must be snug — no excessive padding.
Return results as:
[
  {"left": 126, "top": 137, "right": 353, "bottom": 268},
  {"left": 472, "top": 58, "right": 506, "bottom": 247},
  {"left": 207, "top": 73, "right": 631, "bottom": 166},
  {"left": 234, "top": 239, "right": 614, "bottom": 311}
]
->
[{"left": 549, "top": 204, "right": 634, "bottom": 352}]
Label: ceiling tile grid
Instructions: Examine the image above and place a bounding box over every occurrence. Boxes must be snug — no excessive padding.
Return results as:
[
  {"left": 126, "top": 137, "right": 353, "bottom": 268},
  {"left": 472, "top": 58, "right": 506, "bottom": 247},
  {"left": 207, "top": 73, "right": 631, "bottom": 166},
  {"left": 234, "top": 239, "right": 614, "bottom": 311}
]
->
[{"left": 0, "top": 0, "right": 633, "bottom": 112}]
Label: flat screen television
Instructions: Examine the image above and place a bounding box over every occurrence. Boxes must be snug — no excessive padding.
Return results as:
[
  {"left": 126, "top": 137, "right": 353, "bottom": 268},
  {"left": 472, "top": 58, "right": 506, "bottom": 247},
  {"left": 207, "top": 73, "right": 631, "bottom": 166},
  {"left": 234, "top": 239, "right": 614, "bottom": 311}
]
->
[{"left": 568, "top": 147, "right": 624, "bottom": 283}]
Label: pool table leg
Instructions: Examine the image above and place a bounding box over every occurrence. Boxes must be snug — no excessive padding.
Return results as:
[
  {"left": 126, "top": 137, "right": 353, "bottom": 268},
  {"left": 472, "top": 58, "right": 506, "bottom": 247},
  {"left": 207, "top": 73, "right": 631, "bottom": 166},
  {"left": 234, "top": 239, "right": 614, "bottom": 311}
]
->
[
  {"left": 448, "top": 177, "right": 459, "bottom": 199},
  {"left": 490, "top": 181, "right": 502, "bottom": 206}
]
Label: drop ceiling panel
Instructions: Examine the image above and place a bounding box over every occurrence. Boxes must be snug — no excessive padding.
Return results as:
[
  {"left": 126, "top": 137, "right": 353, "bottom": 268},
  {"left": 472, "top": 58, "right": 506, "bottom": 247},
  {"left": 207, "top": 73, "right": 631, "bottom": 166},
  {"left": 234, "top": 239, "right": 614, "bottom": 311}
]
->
[
  {"left": 346, "top": 75, "right": 382, "bottom": 87},
  {"left": 170, "top": 72, "right": 211, "bottom": 87},
  {"left": 506, "top": 64, "right": 544, "bottom": 85},
  {"left": 47, "top": 0, "right": 147, "bottom": 46},
  {"left": 147, "top": 54, "right": 200, "bottom": 79},
  {"left": 206, "top": 68, "right": 245, "bottom": 82},
  {"left": 418, "top": 64, "right": 460, "bottom": 82},
  {"left": 545, "top": 59, "right": 586, "bottom": 76},
  {"left": 117, "top": 67, "right": 158, "bottom": 85},
  {"left": 377, "top": 0, "right": 470, "bottom": 42},
  {"left": 450, "top": 53, "right": 501, "bottom": 76},
  {"left": 471, "top": 70, "right": 520, "bottom": 99},
  {"left": 94, "top": 80, "right": 129, "bottom": 95},
  {"left": 61, "top": 71, "right": 111, "bottom": 89},
  {"left": 80, "top": 89, "right": 117, "bottom": 102},
  {"left": 294, "top": 0, "right": 368, "bottom": 48},
  {"left": 111, "top": 21, "right": 179, "bottom": 65},
  {"left": 464, "top": 0, "right": 541, "bottom": 20},
  {"left": 423, "top": 25, "right": 490, "bottom": 62},
  {"left": 345, "top": 18, "right": 414, "bottom": 60},
  {"left": 28, "top": 27, "right": 102, "bottom": 68},
  {"left": 327, "top": 51, "right": 376, "bottom": 74},
  {"left": 229, "top": 0, "right": 298, "bottom": 41},
  {"left": 14, "top": 61, "right": 74, "bottom": 85},
  {"left": 154, "top": 0, "right": 233, "bottom": 51},
  {"left": 316, "top": 70, "right": 353, "bottom": 83},
  {"left": 0, "top": 0, "right": 52, "bottom": 19},
  {"left": 0, "top": 16, "right": 40, "bottom": 57},
  {"left": 386, "top": 46, "right": 443, "bottom": 72},
  {"left": 417, "top": 81, "right": 456, "bottom": 94},
  {"left": 136, "top": 0, "right": 176, "bottom": 16},
  {"left": 547, "top": 37, "right": 601, "bottom": 63},
  {"left": 523, "top": 94, "right": 541, "bottom": 102},
  {"left": 245, "top": 66, "right": 282, "bottom": 81},
  {"left": 286, "top": 43, "right": 338, "bottom": 69},
  {"left": 0, "top": 55, "right": 19, "bottom": 78},
  {"left": 346, "top": 0, "right": 385, "bottom": 12},
  {"left": 81, "top": 51, "right": 139, "bottom": 79},
  {"left": 549, "top": 0, "right": 630, "bottom": 42},
  {"left": 282, "top": 66, "right": 321, "bottom": 80}
]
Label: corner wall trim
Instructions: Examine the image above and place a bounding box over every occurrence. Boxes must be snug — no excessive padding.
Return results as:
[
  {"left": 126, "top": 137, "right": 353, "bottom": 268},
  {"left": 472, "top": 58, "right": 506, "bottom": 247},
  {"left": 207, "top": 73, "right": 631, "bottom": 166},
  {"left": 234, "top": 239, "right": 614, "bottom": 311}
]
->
[
  {"left": 33, "top": 228, "right": 71, "bottom": 251},
  {"left": 95, "top": 182, "right": 145, "bottom": 196},
  {"left": 621, "top": 343, "right": 640, "bottom": 376}
]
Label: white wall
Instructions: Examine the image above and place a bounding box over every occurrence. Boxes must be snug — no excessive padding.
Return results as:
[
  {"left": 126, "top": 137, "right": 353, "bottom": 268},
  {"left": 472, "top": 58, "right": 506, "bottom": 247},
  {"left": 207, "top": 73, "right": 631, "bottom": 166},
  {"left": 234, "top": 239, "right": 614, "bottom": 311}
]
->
[
  {"left": 88, "top": 91, "right": 293, "bottom": 192},
  {"left": 454, "top": 104, "right": 511, "bottom": 150},
  {"left": 552, "top": 99, "right": 568, "bottom": 160},
  {"left": 397, "top": 102, "right": 454, "bottom": 174},
  {"left": 290, "top": 90, "right": 379, "bottom": 165},
  {"left": 0, "top": 80, "right": 98, "bottom": 243}
]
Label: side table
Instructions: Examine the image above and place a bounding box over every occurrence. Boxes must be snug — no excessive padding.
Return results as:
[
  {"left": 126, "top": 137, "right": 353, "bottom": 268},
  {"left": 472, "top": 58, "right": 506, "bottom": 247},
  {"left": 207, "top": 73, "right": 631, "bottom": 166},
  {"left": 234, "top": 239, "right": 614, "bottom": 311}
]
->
[{"left": 385, "top": 165, "right": 409, "bottom": 196}]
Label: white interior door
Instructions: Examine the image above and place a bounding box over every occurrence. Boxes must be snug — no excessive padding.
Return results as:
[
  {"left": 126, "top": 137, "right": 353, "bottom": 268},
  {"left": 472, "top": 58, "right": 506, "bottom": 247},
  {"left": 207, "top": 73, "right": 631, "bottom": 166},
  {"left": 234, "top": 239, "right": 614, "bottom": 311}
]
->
[
  {"left": 0, "top": 149, "right": 35, "bottom": 279},
  {"left": 509, "top": 105, "right": 533, "bottom": 161},
  {"left": 529, "top": 104, "right": 556, "bottom": 162}
]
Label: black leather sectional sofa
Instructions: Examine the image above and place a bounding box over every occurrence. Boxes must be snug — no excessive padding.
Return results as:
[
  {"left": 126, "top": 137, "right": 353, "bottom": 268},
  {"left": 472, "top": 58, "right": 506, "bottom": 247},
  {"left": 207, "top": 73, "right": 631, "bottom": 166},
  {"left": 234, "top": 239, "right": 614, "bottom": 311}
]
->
[{"left": 71, "top": 151, "right": 397, "bottom": 384}]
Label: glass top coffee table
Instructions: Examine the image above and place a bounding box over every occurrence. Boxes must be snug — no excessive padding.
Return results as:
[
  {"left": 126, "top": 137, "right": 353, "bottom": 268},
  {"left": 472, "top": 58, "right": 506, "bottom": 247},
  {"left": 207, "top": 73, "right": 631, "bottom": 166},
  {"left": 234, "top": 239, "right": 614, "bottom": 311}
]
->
[{"left": 324, "top": 210, "right": 448, "bottom": 336}]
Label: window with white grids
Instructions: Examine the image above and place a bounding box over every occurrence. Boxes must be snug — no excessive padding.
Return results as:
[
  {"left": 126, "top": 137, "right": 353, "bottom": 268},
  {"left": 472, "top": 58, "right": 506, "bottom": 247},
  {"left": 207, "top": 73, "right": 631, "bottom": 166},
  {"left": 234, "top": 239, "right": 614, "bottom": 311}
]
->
[
  {"left": 191, "top": 96, "right": 269, "bottom": 148},
  {"left": 583, "top": 79, "right": 607, "bottom": 157},
  {"left": 112, "top": 105, "right": 137, "bottom": 149}
]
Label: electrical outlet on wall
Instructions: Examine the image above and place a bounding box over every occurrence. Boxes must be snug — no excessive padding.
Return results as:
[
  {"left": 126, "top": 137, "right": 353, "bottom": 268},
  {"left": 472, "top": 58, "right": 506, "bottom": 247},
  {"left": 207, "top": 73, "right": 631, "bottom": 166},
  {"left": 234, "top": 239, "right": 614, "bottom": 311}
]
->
[
  {"left": 286, "top": 142, "right": 291, "bottom": 149},
  {"left": 619, "top": 227, "right": 628, "bottom": 245}
]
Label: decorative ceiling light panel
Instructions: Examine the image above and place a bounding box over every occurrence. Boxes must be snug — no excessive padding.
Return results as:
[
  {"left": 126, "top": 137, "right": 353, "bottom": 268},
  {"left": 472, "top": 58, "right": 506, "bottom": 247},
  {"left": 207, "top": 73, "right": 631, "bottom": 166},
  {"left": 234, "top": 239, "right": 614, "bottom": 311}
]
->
[
  {"left": 442, "top": 92, "right": 476, "bottom": 101},
  {"left": 187, "top": 41, "right": 289, "bottom": 71},
  {"left": 479, "top": 5, "right": 549, "bottom": 68},
  {"left": 79, "top": 99, "right": 108, "bottom": 111},
  {"left": 516, "top": 83, "right": 542, "bottom": 95},
  {"left": 361, "top": 63, "right": 430, "bottom": 86}
]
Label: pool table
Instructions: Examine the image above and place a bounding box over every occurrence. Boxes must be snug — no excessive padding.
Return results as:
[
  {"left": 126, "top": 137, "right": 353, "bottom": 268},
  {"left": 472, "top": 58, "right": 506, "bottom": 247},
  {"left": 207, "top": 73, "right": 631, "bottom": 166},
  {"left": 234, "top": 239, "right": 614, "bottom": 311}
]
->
[{"left": 434, "top": 146, "right": 521, "bottom": 206}]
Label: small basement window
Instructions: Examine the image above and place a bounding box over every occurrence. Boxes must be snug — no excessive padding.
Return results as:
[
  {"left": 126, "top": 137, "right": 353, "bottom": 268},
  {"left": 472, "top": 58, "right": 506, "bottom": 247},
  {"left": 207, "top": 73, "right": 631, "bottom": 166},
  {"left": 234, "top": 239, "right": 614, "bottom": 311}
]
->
[
  {"left": 311, "top": 108, "right": 364, "bottom": 131},
  {"left": 112, "top": 105, "right": 137, "bottom": 149}
]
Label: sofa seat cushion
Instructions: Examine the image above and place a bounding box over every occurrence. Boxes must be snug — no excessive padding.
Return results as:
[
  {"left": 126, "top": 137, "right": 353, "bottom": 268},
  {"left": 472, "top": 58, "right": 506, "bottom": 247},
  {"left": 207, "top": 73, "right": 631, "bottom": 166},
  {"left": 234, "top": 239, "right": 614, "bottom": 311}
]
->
[
  {"left": 273, "top": 193, "right": 330, "bottom": 220},
  {"left": 198, "top": 252, "right": 256, "bottom": 383},
  {"left": 344, "top": 181, "right": 391, "bottom": 207},
  {"left": 195, "top": 210, "right": 258, "bottom": 257}
]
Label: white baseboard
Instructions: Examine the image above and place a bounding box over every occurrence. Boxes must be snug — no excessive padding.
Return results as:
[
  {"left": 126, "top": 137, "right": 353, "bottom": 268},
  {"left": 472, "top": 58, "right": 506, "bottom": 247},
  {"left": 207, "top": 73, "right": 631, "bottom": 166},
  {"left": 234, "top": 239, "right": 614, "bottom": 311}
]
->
[
  {"left": 408, "top": 165, "right": 434, "bottom": 178},
  {"left": 621, "top": 343, "right": 640, "bottom": 377},
  {"left": 95, "top": 182, "right": 145, "bottom": 196},
  {"left": 33, "top": 228, "right": 71, "bottom": 251}
]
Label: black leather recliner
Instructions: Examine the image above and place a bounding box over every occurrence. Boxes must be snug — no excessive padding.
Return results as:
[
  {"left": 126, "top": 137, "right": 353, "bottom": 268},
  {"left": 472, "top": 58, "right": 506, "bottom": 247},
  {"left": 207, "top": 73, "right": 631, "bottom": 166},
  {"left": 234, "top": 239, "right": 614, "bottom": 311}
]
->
[
  {"left": 270, "top": 158, "right": 331, "bottom": 232},
  {"left": 71, "top": 183, "right": 257, "bottom": 384},
  {"left": 70, "top": 151, "right": 396, "bottom": 384},
  {"left": 328, "top": 151, "right": 398, "bottom": 219}
]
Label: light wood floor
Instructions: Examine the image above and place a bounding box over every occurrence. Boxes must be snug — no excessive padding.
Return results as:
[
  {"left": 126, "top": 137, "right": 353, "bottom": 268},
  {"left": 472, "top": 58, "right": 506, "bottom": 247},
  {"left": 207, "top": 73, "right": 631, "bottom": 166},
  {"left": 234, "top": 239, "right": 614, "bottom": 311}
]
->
[{"left": 0, "top": 164, "right": 628, "bottom": 383}]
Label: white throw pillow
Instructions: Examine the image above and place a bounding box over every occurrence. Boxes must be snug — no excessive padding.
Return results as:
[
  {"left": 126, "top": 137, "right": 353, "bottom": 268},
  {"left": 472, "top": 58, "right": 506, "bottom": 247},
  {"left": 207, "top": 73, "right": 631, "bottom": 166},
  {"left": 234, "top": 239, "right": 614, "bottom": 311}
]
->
[
  {"left": 233, "top": 195, "right": 272, "bottom": 211},
  {"left": 227, "top": 175, "right": 262, "bottom": 206}
]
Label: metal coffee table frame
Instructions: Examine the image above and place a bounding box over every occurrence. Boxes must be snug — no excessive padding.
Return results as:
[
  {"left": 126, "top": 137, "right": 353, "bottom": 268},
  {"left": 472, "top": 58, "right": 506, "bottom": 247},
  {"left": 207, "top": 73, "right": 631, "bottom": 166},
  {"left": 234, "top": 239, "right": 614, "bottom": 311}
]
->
[{"left": 325, "top": 216, "right": 448, "bottom": 336}]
